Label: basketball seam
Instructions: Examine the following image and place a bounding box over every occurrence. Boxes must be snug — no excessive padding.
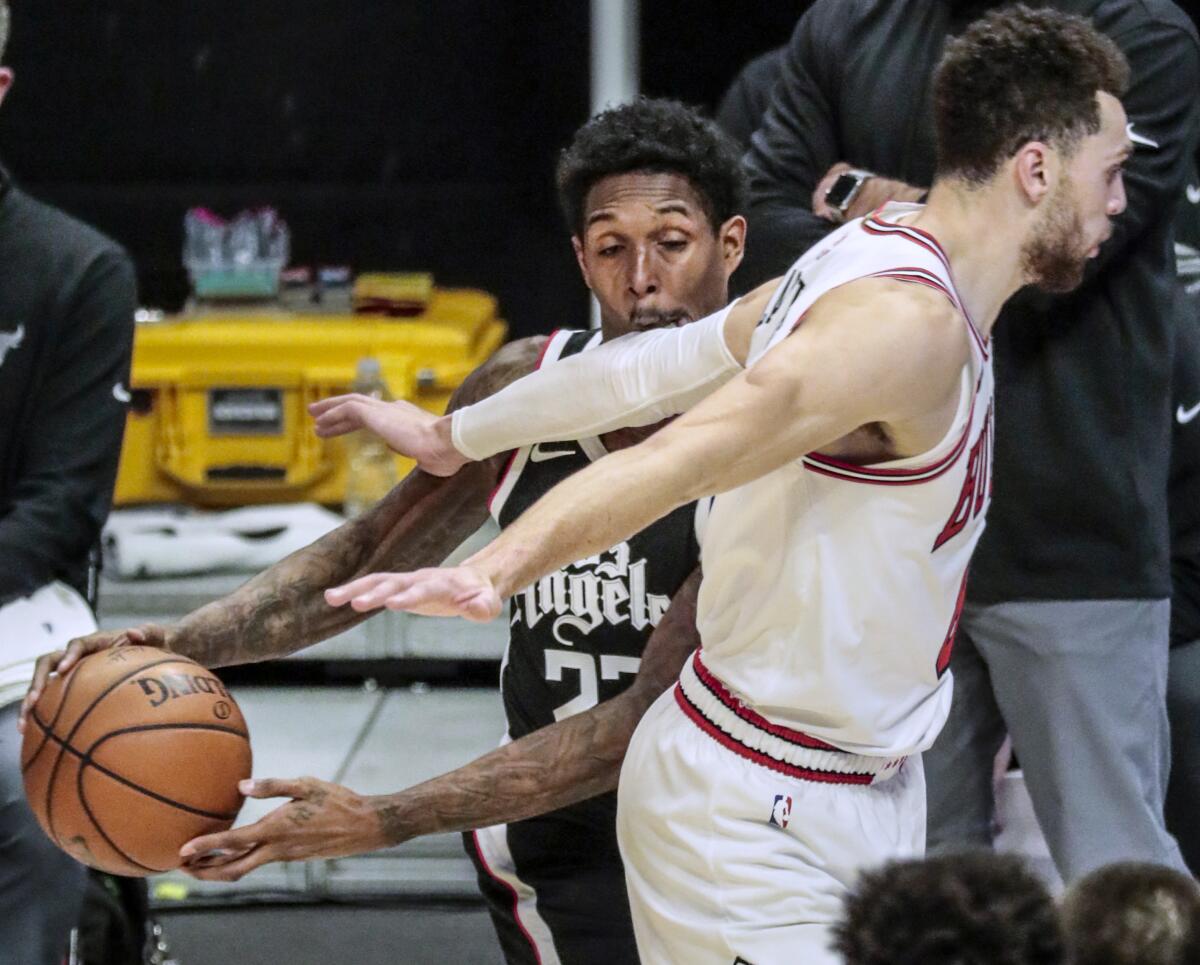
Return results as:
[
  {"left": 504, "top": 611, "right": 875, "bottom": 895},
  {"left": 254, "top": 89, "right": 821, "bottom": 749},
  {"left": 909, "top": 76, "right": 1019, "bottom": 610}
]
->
[
  {"left": 21, "top": 658, "right": 86, "bottom": 775},
  {"left": 76, "top": 763, "right": 166, "bottom": 875},
  {"left": 41, "top": 656, "right": 203, "bottom": 846},
  {"left": 36, "top": 718, "right": 247, "bottom": 821}
]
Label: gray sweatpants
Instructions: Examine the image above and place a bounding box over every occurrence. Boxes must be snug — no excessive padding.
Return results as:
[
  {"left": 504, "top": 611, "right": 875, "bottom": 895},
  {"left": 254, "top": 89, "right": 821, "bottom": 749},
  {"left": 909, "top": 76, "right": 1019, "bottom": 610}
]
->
[
  {"left": 1167, "top": 637, "right": 1200, "bottom": 874},
  {"left": 0, "top": 702, "right": 87, "bottom": 965},
  {"left": 925, "top": 598, "right": 1187, "bottom": 882}
]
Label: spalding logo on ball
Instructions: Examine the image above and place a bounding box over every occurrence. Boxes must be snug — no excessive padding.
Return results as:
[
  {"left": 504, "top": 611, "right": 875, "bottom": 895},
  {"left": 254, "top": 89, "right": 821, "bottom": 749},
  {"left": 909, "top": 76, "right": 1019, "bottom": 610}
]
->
[{"left": 21, "top": 646, "right": 252, "bottom": 877}]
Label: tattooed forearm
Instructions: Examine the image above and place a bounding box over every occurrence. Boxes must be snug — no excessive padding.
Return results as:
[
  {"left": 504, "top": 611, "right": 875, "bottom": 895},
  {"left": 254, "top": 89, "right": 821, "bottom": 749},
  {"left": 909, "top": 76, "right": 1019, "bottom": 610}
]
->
[
  {"left": 368, "top": 568, "right": 702, "bottom": 845},
  {"left": 169, "top": 468, "right": 493, "bottom": 667},
  {"left": 165, "top": 337, "right": 547, "bottom": 669},
  {"left": 370, "top": 685, "right": 648, "bottom": 845}
]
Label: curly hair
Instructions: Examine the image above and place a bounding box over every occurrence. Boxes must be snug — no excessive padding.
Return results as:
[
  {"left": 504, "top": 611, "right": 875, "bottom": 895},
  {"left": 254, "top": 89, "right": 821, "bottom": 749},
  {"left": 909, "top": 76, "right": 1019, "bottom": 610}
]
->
[
  {"left": 1062, "top": 862, "right": 1200, "bottom": 965},
  {"left": 831, "top": 852, "right": 1064, "bottom": 965},
  {"left": 934, "top": 5, "right": 1129, "bottom": 184},
  {"left": 555, "top": 96, "right": 746, "bottom": 237}
]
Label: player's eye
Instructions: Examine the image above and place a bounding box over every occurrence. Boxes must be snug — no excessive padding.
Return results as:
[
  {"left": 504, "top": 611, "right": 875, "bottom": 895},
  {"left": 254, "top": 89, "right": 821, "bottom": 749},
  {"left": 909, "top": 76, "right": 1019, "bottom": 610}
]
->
[
  {"left": 597, "top": 244, "right": 623, "bottom": 257},
  {"left": 660, "top": 239, "right": 688, "bottom": 252}
]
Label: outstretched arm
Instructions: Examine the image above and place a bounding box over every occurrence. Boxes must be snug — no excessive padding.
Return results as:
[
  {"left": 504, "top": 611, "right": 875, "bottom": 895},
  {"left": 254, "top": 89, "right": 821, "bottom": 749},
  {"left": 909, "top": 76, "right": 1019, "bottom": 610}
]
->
[
  {"left": 20, "top": 339, "right": 545, "bottom": 726},
  {"left": 331, "top": 280, "right": 968, "bottom": 620},
  {"left": 310, "top": 283, "right": 779, "bottom": 474},
  {"left": 178, "top": 568, "right": 702, "bottom": 880}
]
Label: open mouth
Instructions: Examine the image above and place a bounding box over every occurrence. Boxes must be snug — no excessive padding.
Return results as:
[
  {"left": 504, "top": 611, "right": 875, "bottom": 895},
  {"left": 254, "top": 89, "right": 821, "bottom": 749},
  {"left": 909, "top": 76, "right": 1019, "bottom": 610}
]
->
[{"left": 632, "top": 312, "right": 689, "bottom": 330}]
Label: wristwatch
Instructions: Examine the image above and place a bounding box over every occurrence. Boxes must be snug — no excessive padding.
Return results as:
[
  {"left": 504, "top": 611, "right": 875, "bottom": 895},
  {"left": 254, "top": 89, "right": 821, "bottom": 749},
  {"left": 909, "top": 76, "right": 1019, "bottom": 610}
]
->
[{"left": 824, "top": 169, "right": 874, "bottom": 217}]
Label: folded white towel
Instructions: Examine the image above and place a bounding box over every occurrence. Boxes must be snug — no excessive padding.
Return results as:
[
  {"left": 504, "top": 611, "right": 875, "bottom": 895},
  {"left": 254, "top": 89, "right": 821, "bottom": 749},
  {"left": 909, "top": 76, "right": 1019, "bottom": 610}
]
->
[{"left": 103, "top": 503, "right": 345, "bottom": 579}]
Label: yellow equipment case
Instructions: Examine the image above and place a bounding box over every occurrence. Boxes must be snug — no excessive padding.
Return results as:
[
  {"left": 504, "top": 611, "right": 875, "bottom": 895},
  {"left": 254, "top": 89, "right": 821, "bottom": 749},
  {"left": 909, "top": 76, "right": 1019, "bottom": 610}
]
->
[{"left": 115, "top": 289, "right": 506, "bottom": 507}]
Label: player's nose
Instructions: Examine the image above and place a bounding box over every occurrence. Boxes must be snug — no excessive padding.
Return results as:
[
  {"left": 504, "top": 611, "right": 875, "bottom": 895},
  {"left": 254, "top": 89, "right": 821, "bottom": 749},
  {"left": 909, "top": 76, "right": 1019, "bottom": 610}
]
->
[
  {"left": 1107, "top": 175, "right": 1127, "bottom": 217},
  {"left": 627, "top": 249, "right": 659, "bottom": 298}
]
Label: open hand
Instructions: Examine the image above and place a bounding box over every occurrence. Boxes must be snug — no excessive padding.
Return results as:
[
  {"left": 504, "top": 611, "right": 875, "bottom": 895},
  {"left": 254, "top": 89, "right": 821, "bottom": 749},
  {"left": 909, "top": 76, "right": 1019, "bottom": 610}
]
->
[
  {"left": 19, "top": 624, "right": 172, "bottom": 733},
  {"left": 180, "top": 776, "right": 381, "bottom": 881},
  {"left": 325, "top": 566, "right": 502, "bottom": 621},
  {"left": 308, "top": 394, "right": 466, "bottom": 477}
]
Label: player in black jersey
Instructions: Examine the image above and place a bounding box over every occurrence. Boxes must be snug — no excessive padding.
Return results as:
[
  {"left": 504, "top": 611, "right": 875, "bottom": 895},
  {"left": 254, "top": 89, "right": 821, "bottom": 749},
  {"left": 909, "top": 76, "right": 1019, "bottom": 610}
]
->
[{"left": 27, "top": 98, "right": 747, "bottom": 965}]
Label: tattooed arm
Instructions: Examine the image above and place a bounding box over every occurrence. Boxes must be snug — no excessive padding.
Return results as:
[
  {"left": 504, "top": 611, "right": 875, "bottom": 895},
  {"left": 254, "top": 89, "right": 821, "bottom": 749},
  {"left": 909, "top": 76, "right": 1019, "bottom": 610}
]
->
[
  {"left": 19, "top": 338, "right": 547, "bottom": 721},
  {"left": 178, "top": 566, "right": 701, "bottom": 879}
]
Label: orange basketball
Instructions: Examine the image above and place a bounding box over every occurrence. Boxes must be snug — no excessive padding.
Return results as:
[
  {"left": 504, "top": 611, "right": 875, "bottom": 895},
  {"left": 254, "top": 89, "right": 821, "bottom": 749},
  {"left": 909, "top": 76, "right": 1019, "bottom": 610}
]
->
[{"left": 20, "top": 645, "right": 252, "bottom": 876}]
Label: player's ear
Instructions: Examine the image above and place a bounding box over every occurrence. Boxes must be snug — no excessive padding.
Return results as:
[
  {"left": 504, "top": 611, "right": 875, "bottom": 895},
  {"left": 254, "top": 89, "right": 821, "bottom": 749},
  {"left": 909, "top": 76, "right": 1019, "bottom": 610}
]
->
[
  {"left": 572, "top": 235, "right": 594, "bottom": 290},
  {"left": 0, "top": 69, "right": 13, "bottom": 111},
  {"left": 1012, "top": 141, "right": 1053, "bottom": 206},
  {"left": 719, "top": 215, "right": 747, "bottom": 274}
]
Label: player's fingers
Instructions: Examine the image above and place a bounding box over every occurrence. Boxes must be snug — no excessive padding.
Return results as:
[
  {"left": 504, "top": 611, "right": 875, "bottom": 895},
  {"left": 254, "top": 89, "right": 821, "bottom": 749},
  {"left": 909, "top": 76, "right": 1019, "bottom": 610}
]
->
[
  {"left": 307, "top": 393, "right": 365, "bottom": 417},
  {"left": 325, "top": 573, "right": 411, "bottom": 608},
  {"left": 382, "top": 574, "right": 470, "bottom": 615},
  {"left": 351, "top": 575, "right": 422, "bottom": 612},
  {"left": 461, "top": 591, "right": 503, "bottom": 623},
  {"left": 184, "top": 844, "right": 274, "bottom": 882},
  {"left": 179, "top": 825, "right": 260, "bottom": 859},
  {"left": 240, "top": 776, "right": 312, "bottom": 800},
  {"left": 19, "top": 650, "right": 66, "bottom": 731},
  {"left": 56, "top": 634, "right": 110, "bottom": 675}
]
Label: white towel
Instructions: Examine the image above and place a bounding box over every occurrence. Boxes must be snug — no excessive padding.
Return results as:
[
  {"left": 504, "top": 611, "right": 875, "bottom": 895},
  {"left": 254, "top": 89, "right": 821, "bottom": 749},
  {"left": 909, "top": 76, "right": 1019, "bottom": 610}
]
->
[
  {"left": 0, "top": 581, "right": 97, "bottom": 707},
  {"left": 103, "top": 503, "right": 345, "bottom": 579}
]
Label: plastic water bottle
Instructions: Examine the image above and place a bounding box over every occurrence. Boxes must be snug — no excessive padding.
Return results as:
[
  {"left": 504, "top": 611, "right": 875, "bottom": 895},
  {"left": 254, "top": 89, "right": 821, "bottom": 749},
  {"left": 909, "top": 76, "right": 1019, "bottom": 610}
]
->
[{"left": 343, "top": 358, "right": 399, "bottom": 518}]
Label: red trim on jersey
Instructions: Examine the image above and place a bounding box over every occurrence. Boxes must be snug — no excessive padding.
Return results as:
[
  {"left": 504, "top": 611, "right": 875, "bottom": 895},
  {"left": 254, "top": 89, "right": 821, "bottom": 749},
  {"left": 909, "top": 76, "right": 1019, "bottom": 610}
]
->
[
  {"left": 936, "top": 571, "right": 970, "bottom": 677},
  {"left": 469, "top": 830, "right": 543, "bottom": 964},
  {"left": 871, "top": 270, "right": 956, "bottom": 306},
  {"left": 674, "top": 685, "right": 874, "bottom": 785},
  {"left": 801, "top": 405, "right": 973, "bottom": 487},
  {"left": 862, "top": 214, "right": 988, "bottom": 359},
  {"left": 692, "top": 652, "right": 839, "bottom": 751},
  {"left": 486, "top": 448, "right": 521, "bottom": 514},
  {"left": 532, "top": 329, "right": 562, "bottom": 369},
  {"left": 486, "top": 330, "right": 564, "bottom": 514}
]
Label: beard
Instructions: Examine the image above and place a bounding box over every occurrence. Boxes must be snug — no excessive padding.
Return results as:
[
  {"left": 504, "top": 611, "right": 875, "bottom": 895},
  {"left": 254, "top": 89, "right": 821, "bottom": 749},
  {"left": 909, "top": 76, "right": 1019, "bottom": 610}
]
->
[{"left": 1020, "top": 178, "right": 1091, "bottom": 294}]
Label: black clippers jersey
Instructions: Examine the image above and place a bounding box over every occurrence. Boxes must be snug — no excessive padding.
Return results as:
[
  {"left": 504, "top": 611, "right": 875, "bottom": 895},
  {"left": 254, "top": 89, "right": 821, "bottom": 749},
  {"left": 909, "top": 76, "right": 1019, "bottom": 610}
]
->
[{"left": 490, "top": 329, "right": 702, "bottom": 741}]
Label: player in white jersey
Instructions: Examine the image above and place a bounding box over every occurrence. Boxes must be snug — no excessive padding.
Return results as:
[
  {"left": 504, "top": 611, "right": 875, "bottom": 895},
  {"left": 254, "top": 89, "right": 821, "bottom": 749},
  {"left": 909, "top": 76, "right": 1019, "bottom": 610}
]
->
[{"left": 321, "top": 8, "right": 1132, "bottom": 962}]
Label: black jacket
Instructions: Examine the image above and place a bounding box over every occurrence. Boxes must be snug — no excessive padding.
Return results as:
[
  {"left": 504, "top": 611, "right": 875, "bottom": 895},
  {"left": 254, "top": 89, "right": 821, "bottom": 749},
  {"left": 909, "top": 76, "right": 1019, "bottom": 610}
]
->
[
  {"left": 739, "top": 0, "right": 1200, "bottom": 603},
  {"left": 0, "top": 166, "right": 136, "bottom": 605}
]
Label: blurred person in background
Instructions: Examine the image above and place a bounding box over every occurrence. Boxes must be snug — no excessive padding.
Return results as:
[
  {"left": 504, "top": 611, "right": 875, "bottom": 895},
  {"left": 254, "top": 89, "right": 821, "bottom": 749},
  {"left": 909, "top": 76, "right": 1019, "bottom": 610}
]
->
[
  {"left": 1062, "top": 862, "right": 1200, "bottom": 964},
  {"left": 0, "top": 2, "right": 138, "bottom": 962},
  {"left": 832, "top": 852, "right": 1064, "bottom": 965},
  {"left": 1165, "top": 154, "right": 1200, "bottom": 876}
]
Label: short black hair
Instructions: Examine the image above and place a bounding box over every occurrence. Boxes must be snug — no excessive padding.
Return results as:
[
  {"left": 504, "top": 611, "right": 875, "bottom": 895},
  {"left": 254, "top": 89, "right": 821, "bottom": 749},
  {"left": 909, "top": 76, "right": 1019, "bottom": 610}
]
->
[
  {"left": 555, "top": 96, "right": 746, "bottom": 237},
  {"left": 1062, "top": 862, "right": 1200, "bottom": 965},
  {"left": 832, "top": 852, "right": 1064, "bottom": 965},
  {"left": 933, "top": 5, "right": 1129, "bottom": 184}
]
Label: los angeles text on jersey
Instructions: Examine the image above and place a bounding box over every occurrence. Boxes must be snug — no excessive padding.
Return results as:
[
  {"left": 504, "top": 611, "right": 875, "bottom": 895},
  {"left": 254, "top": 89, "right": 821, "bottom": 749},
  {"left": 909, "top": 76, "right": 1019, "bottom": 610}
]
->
[{"left": 510, "top": 541, "right": 671, "bottom": 646}]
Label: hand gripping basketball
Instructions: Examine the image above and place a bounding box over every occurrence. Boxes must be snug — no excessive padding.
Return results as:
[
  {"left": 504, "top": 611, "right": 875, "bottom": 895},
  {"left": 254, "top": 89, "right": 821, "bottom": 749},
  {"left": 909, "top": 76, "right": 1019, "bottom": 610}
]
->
[
  {"left": 20, "top": 646, "right": 251, "bottom": 876},
  {"left": 179, "top": 776, "right": 382, "bottom": 882},
  {"left": 19, "top": 623, "right": 172, "bottom": 734}
]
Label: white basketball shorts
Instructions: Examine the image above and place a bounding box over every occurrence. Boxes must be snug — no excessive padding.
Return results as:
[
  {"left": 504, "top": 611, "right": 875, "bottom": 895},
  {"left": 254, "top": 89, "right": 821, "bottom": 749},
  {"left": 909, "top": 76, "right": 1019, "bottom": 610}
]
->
[{"left": 616, "top": 669, "right": 926, "bottom": 965}]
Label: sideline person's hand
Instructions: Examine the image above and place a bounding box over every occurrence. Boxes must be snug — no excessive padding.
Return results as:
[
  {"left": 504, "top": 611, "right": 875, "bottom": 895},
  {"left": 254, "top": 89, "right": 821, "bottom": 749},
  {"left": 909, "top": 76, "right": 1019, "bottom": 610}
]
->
[
  {"left": 308, "top": 394, "right": 466, "bottom": 477},
  {"left": 180, "top": 777, "right": 384, "bottom": 881},
  {"left": 812, "top": 162, "right": 926, "bottom": 222},
  {"left": 19, "top": 624, "right": 172, "bottom": 733},
  {"left": 325, "top": 565, "right": 502, "bottom": 622}
]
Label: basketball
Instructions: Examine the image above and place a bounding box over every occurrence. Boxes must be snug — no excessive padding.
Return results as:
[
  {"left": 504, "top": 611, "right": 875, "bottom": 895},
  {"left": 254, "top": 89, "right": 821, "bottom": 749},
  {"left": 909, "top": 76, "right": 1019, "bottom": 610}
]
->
[{"left": 20, "top": 645, "right": 252, "bottom": 877}]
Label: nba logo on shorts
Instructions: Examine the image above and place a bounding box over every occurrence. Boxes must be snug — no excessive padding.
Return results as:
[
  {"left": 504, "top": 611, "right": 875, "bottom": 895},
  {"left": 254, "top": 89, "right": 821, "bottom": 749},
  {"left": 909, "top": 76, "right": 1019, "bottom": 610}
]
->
[{"left": 768, "top": 794, "right": 792, "bottom": 829}]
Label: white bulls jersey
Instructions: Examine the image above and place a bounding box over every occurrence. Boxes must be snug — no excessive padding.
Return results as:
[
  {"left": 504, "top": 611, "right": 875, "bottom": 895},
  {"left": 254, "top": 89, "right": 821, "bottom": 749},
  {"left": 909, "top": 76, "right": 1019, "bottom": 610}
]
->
[{"left": 693, "top": 203, "right": 994, "bottom": 760}]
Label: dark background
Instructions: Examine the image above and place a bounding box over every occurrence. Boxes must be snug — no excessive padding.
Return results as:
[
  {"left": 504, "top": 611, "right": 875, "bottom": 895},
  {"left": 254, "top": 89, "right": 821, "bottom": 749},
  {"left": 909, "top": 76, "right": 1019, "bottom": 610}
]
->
[{"left": 0, "top": 2, "right": 806, "bottom": 340}]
